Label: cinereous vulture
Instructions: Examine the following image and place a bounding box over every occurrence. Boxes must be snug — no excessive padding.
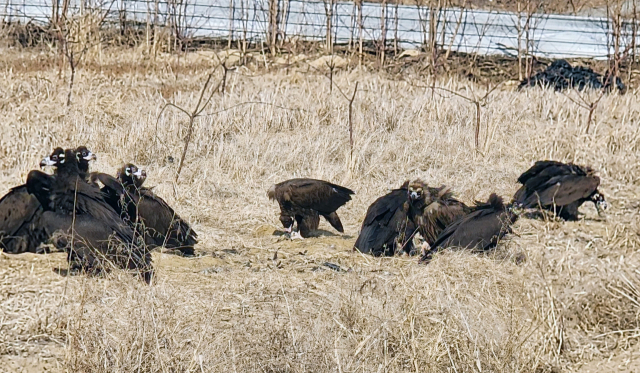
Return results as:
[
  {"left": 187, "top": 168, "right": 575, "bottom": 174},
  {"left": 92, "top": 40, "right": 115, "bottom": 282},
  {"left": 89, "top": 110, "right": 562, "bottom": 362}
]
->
[
  {"left": 93, "top": 163, "right": 198, "bottom": 256},
  {"left": 268, "top": 178, "right": 354, "bottom": 238},
  {"left": 34, "top": 148, "right": 153, "bottom": 283},
  {"left": 513, "top": 160, "right": 608, "bottom": 220}
]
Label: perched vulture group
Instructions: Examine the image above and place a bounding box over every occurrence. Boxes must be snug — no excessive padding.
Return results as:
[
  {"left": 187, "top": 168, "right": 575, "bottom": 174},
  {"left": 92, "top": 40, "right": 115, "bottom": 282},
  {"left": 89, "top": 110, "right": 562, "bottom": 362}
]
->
[
  {"left": 268, "top": 160, "right": 608, "bottom": 264},
  {"left": 0, "top": 146, "right": 198, "bottom": 283}
]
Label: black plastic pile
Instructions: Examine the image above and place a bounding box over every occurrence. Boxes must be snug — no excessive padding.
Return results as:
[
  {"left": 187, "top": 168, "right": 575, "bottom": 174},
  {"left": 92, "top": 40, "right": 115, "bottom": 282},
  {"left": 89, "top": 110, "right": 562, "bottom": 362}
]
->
[{"left": 519, "top": 59, "right": 626, "bottom": 93}]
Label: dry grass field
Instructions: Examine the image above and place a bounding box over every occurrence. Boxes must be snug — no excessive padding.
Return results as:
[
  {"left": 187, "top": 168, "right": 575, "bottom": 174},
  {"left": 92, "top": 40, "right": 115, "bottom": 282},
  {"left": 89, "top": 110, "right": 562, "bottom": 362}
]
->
[{"left": 1, "top": 47, "right": 640, "bottom": 373}]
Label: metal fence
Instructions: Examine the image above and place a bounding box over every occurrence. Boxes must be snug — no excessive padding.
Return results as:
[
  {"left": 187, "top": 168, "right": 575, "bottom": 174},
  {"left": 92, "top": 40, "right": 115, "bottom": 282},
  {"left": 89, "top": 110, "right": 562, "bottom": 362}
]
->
[{"left": 1, "top": 0, "right": 638, "bottom": 59}]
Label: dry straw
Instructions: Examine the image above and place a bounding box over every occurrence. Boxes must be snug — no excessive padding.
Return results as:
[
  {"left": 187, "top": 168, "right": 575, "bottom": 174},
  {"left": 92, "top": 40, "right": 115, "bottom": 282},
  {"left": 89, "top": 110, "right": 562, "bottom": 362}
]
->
[{"left": 0, "top": 48, "right": 639, "bottom": 372}]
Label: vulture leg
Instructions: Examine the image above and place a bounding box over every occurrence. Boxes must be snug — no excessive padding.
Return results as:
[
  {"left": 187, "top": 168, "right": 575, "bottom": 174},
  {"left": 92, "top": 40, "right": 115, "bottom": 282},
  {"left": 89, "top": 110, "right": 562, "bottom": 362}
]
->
[
  {"left": 295, "top": 214, "right": 312, "bottom": 238},
  {"left": 558, "top": 202, "right": 581, "bottom": 221},
  {"left": 321, "top": 212, "right": 344, "bottom": 233},
  {"left": 297, "top": 213, "right": 319, "bottom": 238}
]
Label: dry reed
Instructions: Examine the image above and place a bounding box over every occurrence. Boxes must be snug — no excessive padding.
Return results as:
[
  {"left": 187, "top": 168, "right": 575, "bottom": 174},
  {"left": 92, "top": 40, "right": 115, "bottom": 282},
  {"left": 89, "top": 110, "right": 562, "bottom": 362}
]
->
[{"left": 0, "top": 47, "right": 639, "bottom": 372}]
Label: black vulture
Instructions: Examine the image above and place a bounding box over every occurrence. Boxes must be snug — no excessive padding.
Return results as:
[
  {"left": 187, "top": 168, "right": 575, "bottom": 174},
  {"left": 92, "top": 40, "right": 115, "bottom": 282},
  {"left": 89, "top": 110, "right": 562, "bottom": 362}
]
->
[
  {"left": 75, "top": 145, "right": 97, "bottom": 180},
  {"left": 420, "top": 193, "right": 518, "bottom": 263},
  {"left": 268, "top": 178, "right": 354, "bottom": 238},
  {"left": 353, "top": 181, "right": 416, "bottom": 256},
  {"left": 1, "top": 146, "right": 100, "bottom": 255},
  {"left": 513, "top": 160, "right": 608, "bottom": 221},
  {"left": 34, "top": 149, "right": 153, "bottom": 283},
  {"left": 93, "top": 163, "right": 198, "bottom": 257},
  {"left": 0, "top": 146, "right": 91, "bottom": 254},
  {"left": 403, "top": 180, "right": 471, "bottom": 247},
  {"left": 40, "top": 145, "right": 96, "bottom": 181}
]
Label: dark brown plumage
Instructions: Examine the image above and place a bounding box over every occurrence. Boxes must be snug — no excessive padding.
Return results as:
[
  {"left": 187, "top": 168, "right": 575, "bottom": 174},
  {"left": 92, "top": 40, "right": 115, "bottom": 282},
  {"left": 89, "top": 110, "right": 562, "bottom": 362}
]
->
[
  {"left": 35, "top": 149, "right": 153, "bottom": 283},
  {"left": 420, "top": 194, "right": 518, "bottom": 263},
  {"left": 268, "top": 178, "right": 354, "bottom": 238},
  {"left": 404, "top": 180, "right": 471, "bottom": 247},
  {"left": 353, "top": 181, "right": 416, "bottom": 256},
  {"left": 94, "top": 164, "right": 198, "bottom": 256},
  {"left": 513, "top": 160, "right": 608, "bottom": 220},
  {"left": 0, "top": 146, "right": 83, "bottom": 254},
  {"left": 0, "top": 184, "right": 44, "bottom": 253}
]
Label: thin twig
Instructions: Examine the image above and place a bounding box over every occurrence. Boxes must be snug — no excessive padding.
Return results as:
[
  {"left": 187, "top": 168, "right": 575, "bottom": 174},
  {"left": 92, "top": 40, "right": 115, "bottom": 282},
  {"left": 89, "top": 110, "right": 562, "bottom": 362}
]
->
[
  {"left": 154, "top": 65, "right": 230, "bottom": 183},
  {"left": 348, "top": 82, "right": 359, "bottom": 161}
]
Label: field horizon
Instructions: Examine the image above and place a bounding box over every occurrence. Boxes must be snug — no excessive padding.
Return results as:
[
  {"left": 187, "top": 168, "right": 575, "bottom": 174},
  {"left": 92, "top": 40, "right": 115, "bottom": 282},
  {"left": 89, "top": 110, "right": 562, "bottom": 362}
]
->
[{"left": 1, "top": 46, "right": 639, "bottom": 372}]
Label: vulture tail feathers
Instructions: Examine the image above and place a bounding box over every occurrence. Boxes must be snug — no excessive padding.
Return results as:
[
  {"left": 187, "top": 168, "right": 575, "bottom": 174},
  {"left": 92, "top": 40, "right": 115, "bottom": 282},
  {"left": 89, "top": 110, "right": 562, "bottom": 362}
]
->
[{"left": 322, "top": 212, "right": 344, "bottom": 233}]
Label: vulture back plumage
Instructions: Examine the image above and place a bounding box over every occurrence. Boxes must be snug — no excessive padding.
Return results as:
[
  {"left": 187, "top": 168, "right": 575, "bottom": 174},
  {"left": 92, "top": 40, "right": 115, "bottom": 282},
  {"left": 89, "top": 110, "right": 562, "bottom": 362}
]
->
[
  {"left": 421, "top": 193, "right": 518, "bottom": 263},
  {"left": 513, "top": 160, "right": 607, "bottom": 220},
  {"left": 354, "top": 181, "right": 416, "bottom": 256},
  {"left": 268, "top": 178, "right": 354, "bottom": 237}
]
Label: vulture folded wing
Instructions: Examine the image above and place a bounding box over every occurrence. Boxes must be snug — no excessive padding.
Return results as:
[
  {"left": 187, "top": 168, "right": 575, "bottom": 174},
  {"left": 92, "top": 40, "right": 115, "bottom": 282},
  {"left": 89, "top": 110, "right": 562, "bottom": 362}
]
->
[
  {"left": 72, "top": 186, "right": 136, "bottom": 244},
  {"left": 361, "top": 189, "right": 406, "bottom": 226},
  {"left": 429, "top": 209, "right": 482, "bottom": 251},
  {"left": 512, "top": 185, "right": 529, "bottom": 204},
  {"left": 282, "top": 179, "right": 354, "bottom": 214},
  {"left": 137, "top": 188, "right": 198, "bottom": 248},
  {"left": 355, "top": 208, "right": 414, "bottom": 256},
  {"left": 517, "top": 160, "right": 567, "bottom": 185},
  {"left": 354, "top": 189, "right": 413, "bottom": 256},
  {"left": 91, "top": 172, "right": 126, "bottom": 196},
  {"left": 525, "top": 175, "right": 599, "bottom": 207},
  {"left": 0, "top": 185, "right": 41, "bottom": 239}
]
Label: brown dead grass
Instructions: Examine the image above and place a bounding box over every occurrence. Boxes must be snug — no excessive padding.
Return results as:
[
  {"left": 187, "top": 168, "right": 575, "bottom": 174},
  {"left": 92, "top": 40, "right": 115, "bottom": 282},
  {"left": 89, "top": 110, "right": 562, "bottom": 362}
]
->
[{"left": 0, "top": 47, "right": 640, "bottom": 372}]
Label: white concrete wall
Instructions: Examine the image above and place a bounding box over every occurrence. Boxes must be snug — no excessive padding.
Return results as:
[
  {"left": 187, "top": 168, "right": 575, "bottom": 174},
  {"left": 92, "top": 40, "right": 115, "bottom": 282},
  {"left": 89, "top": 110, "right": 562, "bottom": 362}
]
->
[{"left": 1, "top": 0, "right": 634, "bottom": 59}]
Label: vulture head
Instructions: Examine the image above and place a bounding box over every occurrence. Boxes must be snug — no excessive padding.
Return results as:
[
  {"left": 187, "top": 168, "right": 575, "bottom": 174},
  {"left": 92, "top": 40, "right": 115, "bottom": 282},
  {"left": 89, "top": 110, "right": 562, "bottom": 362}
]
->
[
  {"left": 75, "top": 146, "right": 97, "bottom": 162},
  {"left": 118, "top": 163, "right": 146, "bottom": 188},
  {"left": 591, "top": 191, "right": 609, "bottom": 215},
  {"left": 279, "top": 215, "right": 294, "bottom": 233},
  {"left": 406, "top": 179, "right": 430, "bottom": 208},
  {"left": 40, "top": 147, "right": 65, "bottom": 168}
]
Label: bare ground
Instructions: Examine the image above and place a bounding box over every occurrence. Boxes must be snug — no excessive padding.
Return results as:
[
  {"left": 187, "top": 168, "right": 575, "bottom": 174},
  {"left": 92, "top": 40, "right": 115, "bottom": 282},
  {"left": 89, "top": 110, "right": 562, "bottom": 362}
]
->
[{"left": 0, "top": 47, "right": 639, "bottom": 372}]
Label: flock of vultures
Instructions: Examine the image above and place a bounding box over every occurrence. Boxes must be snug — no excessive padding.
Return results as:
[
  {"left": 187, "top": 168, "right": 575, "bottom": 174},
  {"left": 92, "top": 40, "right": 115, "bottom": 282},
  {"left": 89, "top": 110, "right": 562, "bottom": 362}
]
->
[{"left": 0, "top": 146, "right": 608, "bottom": 284}]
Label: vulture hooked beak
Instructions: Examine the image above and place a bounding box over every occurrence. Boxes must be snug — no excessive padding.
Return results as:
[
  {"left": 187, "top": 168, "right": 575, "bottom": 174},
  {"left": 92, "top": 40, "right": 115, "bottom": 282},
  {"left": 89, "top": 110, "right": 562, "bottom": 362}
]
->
[
  {"left": 592, "top": 192, "right": 609, "bottom": 216},
  {"left": 596, "top": 200, "right": 609, "bottom": 216},
  {"left": 40, "top": 156, "right": 56, "bottom": 168},
  {"left": 83, "top": 151, "right": 97, "bottom": 161},
  {"left": 133, "top": 169, "right": 146, "bottom": 178}
]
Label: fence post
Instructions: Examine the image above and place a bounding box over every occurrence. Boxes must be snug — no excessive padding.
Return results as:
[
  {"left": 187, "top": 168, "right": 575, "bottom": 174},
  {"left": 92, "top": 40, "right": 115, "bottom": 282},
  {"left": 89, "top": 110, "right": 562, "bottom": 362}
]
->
[
  {"left": 358, "top": 0, "right": 363, "bottom": 65},
  {"left": 632, "top": 0, "right": 638, "bottom": 78},
  {"left": 269, "top": 0, "right": 279, "bottom": 55},
  {"left": 323, "top": 0, "right": 335, "bottom": 53},
  {"left": 380, "top": 0, "right": 387, "bottom": 66},
  {"left": 394, "top": 0, "right": 399, "bottom": 55},
  {"left": 279, "top": 0, "right": 290, "bottom": 48},
  {"left": 228, "top": 0, "right": 234, "bottom": 49}
]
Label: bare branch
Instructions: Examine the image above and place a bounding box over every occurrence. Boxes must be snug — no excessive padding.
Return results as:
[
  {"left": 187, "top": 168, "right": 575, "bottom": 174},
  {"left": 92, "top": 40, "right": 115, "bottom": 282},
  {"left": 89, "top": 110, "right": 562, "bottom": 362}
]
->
[{"left": 348, "top": 82, "right": 359, "bottom": 161}]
